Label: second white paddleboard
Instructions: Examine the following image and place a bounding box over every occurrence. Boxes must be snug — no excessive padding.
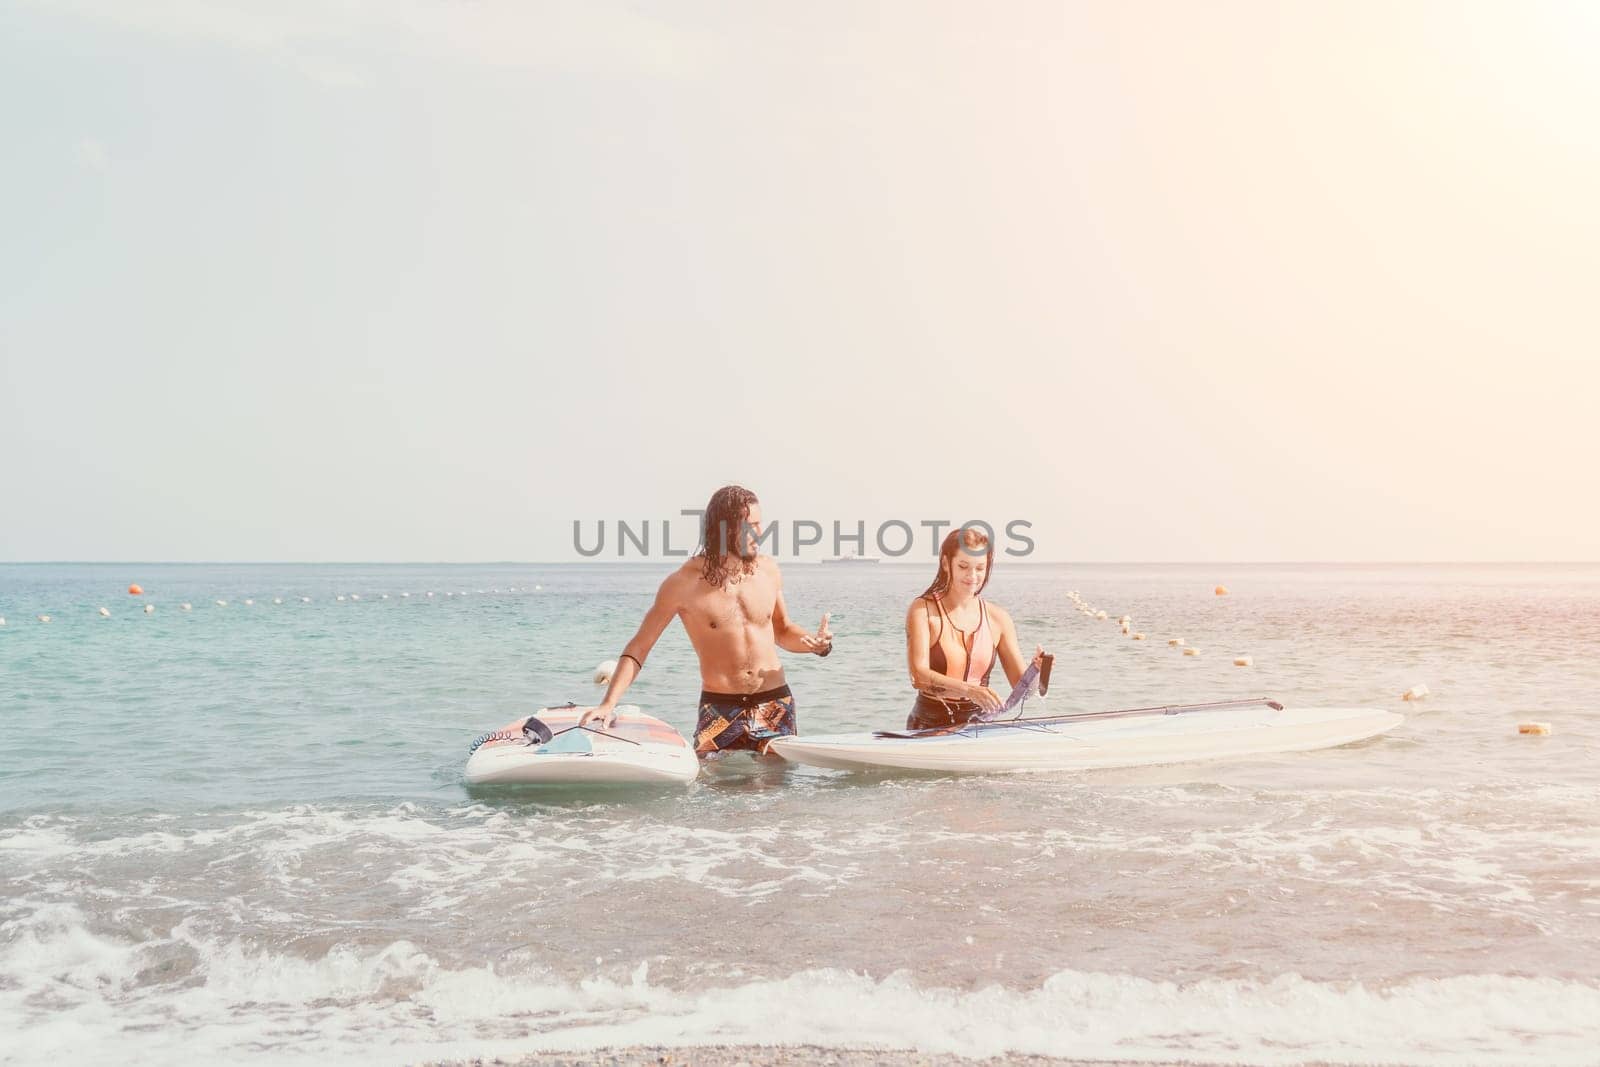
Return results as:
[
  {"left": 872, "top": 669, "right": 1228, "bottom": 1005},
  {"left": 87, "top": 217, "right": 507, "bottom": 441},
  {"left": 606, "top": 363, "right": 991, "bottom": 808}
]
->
[{"left": 768, "top": 703, "right": 1401, "bottom": 774}]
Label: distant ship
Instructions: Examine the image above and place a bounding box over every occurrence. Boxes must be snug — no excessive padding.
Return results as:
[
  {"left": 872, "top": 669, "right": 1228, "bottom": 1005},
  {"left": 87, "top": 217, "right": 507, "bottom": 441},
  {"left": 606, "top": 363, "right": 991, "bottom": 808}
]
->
[{"left": 821, "top": 551, "right": 881, "bottom": 564}]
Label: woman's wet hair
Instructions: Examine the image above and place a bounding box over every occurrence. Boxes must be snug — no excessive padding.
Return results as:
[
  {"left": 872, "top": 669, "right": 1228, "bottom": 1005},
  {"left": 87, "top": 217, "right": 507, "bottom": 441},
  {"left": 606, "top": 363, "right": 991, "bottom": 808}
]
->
[
  {"left": 697, "top": 484, "right": 760, "bottom": 588},
  {"left": 920, "top": 525, "right": 994, "bottom": 600}
]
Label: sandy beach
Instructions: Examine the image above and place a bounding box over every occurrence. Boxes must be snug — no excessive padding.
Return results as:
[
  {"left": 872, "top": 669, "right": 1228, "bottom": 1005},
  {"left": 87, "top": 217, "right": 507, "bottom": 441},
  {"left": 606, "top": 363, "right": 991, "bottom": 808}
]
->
[{"left": 429, "top": 1048, "right": 1153, "bottom": 1066}]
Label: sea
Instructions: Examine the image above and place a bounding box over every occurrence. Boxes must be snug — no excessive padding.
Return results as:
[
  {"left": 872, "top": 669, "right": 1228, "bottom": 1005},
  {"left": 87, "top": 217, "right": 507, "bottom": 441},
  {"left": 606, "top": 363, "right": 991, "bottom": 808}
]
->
[{"left": 2, "top": 562, "right": 1597, "bottom": 1065}]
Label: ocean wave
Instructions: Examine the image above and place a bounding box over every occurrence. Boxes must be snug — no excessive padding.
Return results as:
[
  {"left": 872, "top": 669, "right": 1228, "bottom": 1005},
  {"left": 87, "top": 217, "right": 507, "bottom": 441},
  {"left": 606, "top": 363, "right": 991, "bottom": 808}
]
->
[{"left": 1, "top": 908, "right": 1596, "bottom": 1066}]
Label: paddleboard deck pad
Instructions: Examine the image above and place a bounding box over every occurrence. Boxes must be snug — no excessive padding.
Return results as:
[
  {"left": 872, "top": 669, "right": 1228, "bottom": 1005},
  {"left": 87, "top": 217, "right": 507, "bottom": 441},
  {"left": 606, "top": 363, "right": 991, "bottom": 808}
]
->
[
  {"left": 466, "top": 704, "right": 698, "bottom": 786},
  {"left": 768, "top": 699, "right": 1402, "bottom": 774}
]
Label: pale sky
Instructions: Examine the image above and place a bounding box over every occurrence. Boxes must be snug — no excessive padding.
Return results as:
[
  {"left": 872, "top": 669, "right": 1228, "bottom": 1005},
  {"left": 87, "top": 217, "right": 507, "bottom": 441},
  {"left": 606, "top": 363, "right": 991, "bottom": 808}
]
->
[{"left": 2, "top": 1, "right": 1597, "bottom": 562}]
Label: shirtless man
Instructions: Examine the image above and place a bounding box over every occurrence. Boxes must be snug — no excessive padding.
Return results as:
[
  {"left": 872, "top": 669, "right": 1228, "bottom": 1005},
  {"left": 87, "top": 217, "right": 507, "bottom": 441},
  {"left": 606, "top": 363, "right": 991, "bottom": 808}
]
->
[{"left": 579, "top": 485, "right": 832, "bottom": 757}]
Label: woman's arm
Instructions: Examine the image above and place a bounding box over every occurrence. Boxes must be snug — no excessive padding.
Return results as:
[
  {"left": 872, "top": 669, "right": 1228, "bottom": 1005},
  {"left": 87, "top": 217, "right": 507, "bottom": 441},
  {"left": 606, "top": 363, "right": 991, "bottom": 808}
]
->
[{"left": 905, "top": 599, "right": 1001, "bottom": 711}]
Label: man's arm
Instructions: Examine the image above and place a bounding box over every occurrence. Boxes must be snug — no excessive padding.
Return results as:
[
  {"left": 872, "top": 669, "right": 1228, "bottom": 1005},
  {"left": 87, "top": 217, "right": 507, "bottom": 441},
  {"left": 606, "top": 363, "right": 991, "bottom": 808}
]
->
[
  {"left": 772, "top": 581, "right": 832, "bottom": 656},
  {"left": 579, "top": 574, "right": 682, "bottom": 725}
]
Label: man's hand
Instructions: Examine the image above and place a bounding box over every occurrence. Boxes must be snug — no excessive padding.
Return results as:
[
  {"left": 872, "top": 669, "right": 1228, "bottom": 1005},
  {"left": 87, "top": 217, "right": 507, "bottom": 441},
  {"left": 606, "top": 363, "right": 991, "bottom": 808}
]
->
[
  {"left": 579, "top": 704, "right": 618, "bottom": 728},
  {"left": 801, "top": 612, "right": 833, "bottom": 656}
]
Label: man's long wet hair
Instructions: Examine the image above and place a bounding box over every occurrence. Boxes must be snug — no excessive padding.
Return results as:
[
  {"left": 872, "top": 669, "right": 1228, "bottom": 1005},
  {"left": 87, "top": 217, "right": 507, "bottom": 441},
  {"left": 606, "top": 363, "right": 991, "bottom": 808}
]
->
[
  {"left": 920, "top": 526, "right": 994, "bottom": 600},
  {"left": 697, "top": 485, "right": 760, "bottom": 589}
]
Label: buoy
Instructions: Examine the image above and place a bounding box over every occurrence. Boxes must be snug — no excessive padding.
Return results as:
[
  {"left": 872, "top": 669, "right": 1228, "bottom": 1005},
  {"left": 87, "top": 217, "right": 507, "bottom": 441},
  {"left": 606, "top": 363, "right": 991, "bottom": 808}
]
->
[
  {"left": 1402, "top": 685, "right": 1429, "bottom": 702},
  {"left": 181, "top": 603, "right": 192, "bottom": 611},
  {"left": 594, "top": 659, "right": 618, "bottom": 685},
  {"left": 0, "top": 617, "right": 6, "bottom": 626},
  {"left": 300, "top": 596, "right": 311, "bottom": 603},
  {"left": 1233, "top": 656, "right": 1252, "bottom": 667},
  {"left": 1118, "top": 615, "right": 1131, "bottom": 625},
  {"left": 1183, "top": 647, "right": 1200, "bottom": 656},
  {"left": 510, "top": 587, "right": 519, "bottom": 593},
  {"left": 426, "top": 591, "right": 434, "bottom": 597},
  {"left": 1095, "top": 610, "right": 1107, "bottom": 620},
  {"left": 1132, "top": 632, "right": 1146, "bottom": 641},
  {"left": 400, "top": 592, "right": 410, "bottom": 598},
  {"left": 38, "top": 615, "right": 51, "bottom": 623},
  {"left": 128, "top": 584, "right": 144, "bottom": 596},
  {"left": 491, "top": 588, "right": 499, "bottom": 594},
  {"left": 1168, "top": 638, "right": 1185, "bottom": 647},
  {"left": 336, "top": 595, "right": 346, "bottom": 602},
  {"left": 1215, "top": 585, "right": 1229, "bottom": 596},
  {"left": 273, "top": 597, "right": 283, "bottom": 605},
  {"left": 215, "top": 600, "right": 227, "bottom": 607},
  {"left": 535, "top": 585, "right": 542, "bottom": 591},
  {"left": 243, "top": 599, "right": 253, "bottom": 606},
  {"left": 143, "top": 604, "right": 154, "bottom": 614},
  {"left": 98, "top": 607, "right": 111, "bottom": 618},
  {"left": 380, "top": 594, "right": 388, "bottom": 600},
  {"left": 1120, "top": 624, "right": 1130, "bottom": 635},
  {"left": 445, "top": 592, "right": 454, "bottom": 598},
  {"left": 1518, "top": 721, "right": 1551, "bottom": 736},
  {"left": 350, "top": 594, "right": 360, "bottom": 601}
]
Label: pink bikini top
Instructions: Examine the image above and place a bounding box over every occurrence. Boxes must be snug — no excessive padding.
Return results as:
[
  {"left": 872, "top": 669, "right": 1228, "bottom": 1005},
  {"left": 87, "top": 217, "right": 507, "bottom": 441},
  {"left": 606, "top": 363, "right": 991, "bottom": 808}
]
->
[{"left": 925, "top": 597, "right": 995, "bottom": 686}]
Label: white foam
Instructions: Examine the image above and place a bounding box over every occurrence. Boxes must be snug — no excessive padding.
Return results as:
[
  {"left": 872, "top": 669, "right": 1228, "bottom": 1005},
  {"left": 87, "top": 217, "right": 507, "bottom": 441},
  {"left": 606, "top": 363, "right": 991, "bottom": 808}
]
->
[{"left": 1, "top": 912, "right": 1596, "bottom": 1067}]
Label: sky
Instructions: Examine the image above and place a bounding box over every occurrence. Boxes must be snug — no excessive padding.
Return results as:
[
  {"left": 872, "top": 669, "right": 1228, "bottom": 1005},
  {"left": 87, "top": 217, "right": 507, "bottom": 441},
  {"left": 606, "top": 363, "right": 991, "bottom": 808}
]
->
[{"left": 2, "top": 0, "right": 1597, "bottom": 562}]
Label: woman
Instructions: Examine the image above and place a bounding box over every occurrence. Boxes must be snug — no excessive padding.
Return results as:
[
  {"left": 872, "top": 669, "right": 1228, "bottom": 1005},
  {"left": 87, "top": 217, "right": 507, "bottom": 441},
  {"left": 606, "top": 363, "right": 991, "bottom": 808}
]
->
[{"left": 904, "top": 526, "right": 1045, "bottom": 730}]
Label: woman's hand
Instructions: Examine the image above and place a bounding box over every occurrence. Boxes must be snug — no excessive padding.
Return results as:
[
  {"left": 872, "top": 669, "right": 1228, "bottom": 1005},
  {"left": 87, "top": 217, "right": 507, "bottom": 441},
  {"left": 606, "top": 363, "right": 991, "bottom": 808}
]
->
[
  {"left": 1031, "top": 645, "right": 1046, "bottom": 671},
  {"left": 966, "top": 682, "right": 1003, "bottom": 713}
]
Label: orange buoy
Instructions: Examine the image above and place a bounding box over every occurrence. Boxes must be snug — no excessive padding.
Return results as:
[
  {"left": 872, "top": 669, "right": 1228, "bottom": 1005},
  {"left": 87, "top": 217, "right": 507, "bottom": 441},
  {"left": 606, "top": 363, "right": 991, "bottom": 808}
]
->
[
  {"left": 1214, "top": 585, "right": 1229, "bottom": 596},
  {"left": 128, "top": 584, "right": 144, "bottom": 596}
]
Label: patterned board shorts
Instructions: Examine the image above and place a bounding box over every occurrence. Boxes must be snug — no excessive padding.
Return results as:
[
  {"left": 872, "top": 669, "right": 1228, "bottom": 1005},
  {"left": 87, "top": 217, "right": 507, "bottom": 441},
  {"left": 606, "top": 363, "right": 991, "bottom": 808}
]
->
[{"left": 694, "top": 685, "right": 797, "bottom": 756}]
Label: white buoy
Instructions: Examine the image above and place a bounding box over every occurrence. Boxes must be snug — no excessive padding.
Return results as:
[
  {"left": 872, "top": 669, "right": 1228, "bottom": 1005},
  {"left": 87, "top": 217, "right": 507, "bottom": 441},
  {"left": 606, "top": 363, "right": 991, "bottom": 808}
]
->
[
  {"left": 401, "top": 592, "right": 410, "bottom": 598},
  {"left": 1168, "top": 638, "right": 1185, "bottom": 647},
  {"left": 1402, "top": 684, "right": 1430, "bottom": 702},
  {"left": 380, "top": 594, "right": 389, "bottom": 600},
  {"left": 1132, "top": 632, "right": 1146, "bottom": 641},
  {"left": 300, "top": 596, "right": 311, "bottom": 603},
  {"left": 0, "top": 617, "right": 6, "bottom": 626},
  {"left": 426, "top": 591, "right": 434, "bottom": 597},
  {"left": 446, "top": 592, "right": 454, "bottom": 598},
  {"left": 38, "top": 615, "right": 51, "bottom": 623},
  {"left": 510, "top": 587, "right": 519, "bottom": 593},
  {"left": 273, "top": 597, "right": 283, "bottom": 605},
  {"left": 243, "top": 599, "right": 253, "bottom": 606},
  {"left": 1118, "top": 615, "right": 1131, "bottom": 625},
  {"left": 594, "top": 659, "right": 618, "bottom": 685},
  {"left": 1233, "top": 656, "right": 1252, "bottom": 667},
  {"left": 1183, "top": 647, "right": 1200, "bottom": 657},
  {"left": 1518, "top": 721, "right": 1551, "bottom": 736},
  {"left": 98, "top": 607, "right": 111, "bottom": 618},
  {"left": 1095, "top": 610, "right": 1108, "bottom": 620},
  {"left": 181, "top": 603, "right": 192, "bottom": 611},
  {"left": 350, "top": 594, "right": 360, "bottom": 601},
  {"left": 535, "top": 584, "right": 542, "bottom": 591},
  {"left": 1121, "top": 624, "right": 1130, "bottom": 635},
  {"left": 336, "top": 595, "right": 346, "bottom": 602},
  {"left": 143, "top": 604, "right": 154, "bottom": 614},
  {"left": 215, "top": 600, "right": 227, "bottom": 607}
]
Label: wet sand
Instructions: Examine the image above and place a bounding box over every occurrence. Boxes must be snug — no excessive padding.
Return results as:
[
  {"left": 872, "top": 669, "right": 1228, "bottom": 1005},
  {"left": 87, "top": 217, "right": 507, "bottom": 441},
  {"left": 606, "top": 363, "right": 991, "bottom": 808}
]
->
[{"left": 429, "top": 1048, "right": 1158, "bottom": 1066}]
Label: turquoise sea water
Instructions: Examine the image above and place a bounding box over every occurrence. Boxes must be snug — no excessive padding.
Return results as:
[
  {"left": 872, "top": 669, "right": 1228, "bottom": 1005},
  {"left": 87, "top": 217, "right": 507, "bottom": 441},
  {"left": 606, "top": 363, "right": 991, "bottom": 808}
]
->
[{"left": 2, "top": 562, "right": 1599, "bottom": 1064}]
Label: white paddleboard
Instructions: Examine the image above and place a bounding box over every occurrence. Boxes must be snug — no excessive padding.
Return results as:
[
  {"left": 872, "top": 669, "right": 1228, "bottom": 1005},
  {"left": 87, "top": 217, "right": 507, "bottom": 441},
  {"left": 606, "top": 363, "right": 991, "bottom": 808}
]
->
[
  {"left": 768, "top": 701, "right": 1402, "bottom": 774},
  {"left": 465, "top": 705, "right": 698, "bottom": 786}
]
